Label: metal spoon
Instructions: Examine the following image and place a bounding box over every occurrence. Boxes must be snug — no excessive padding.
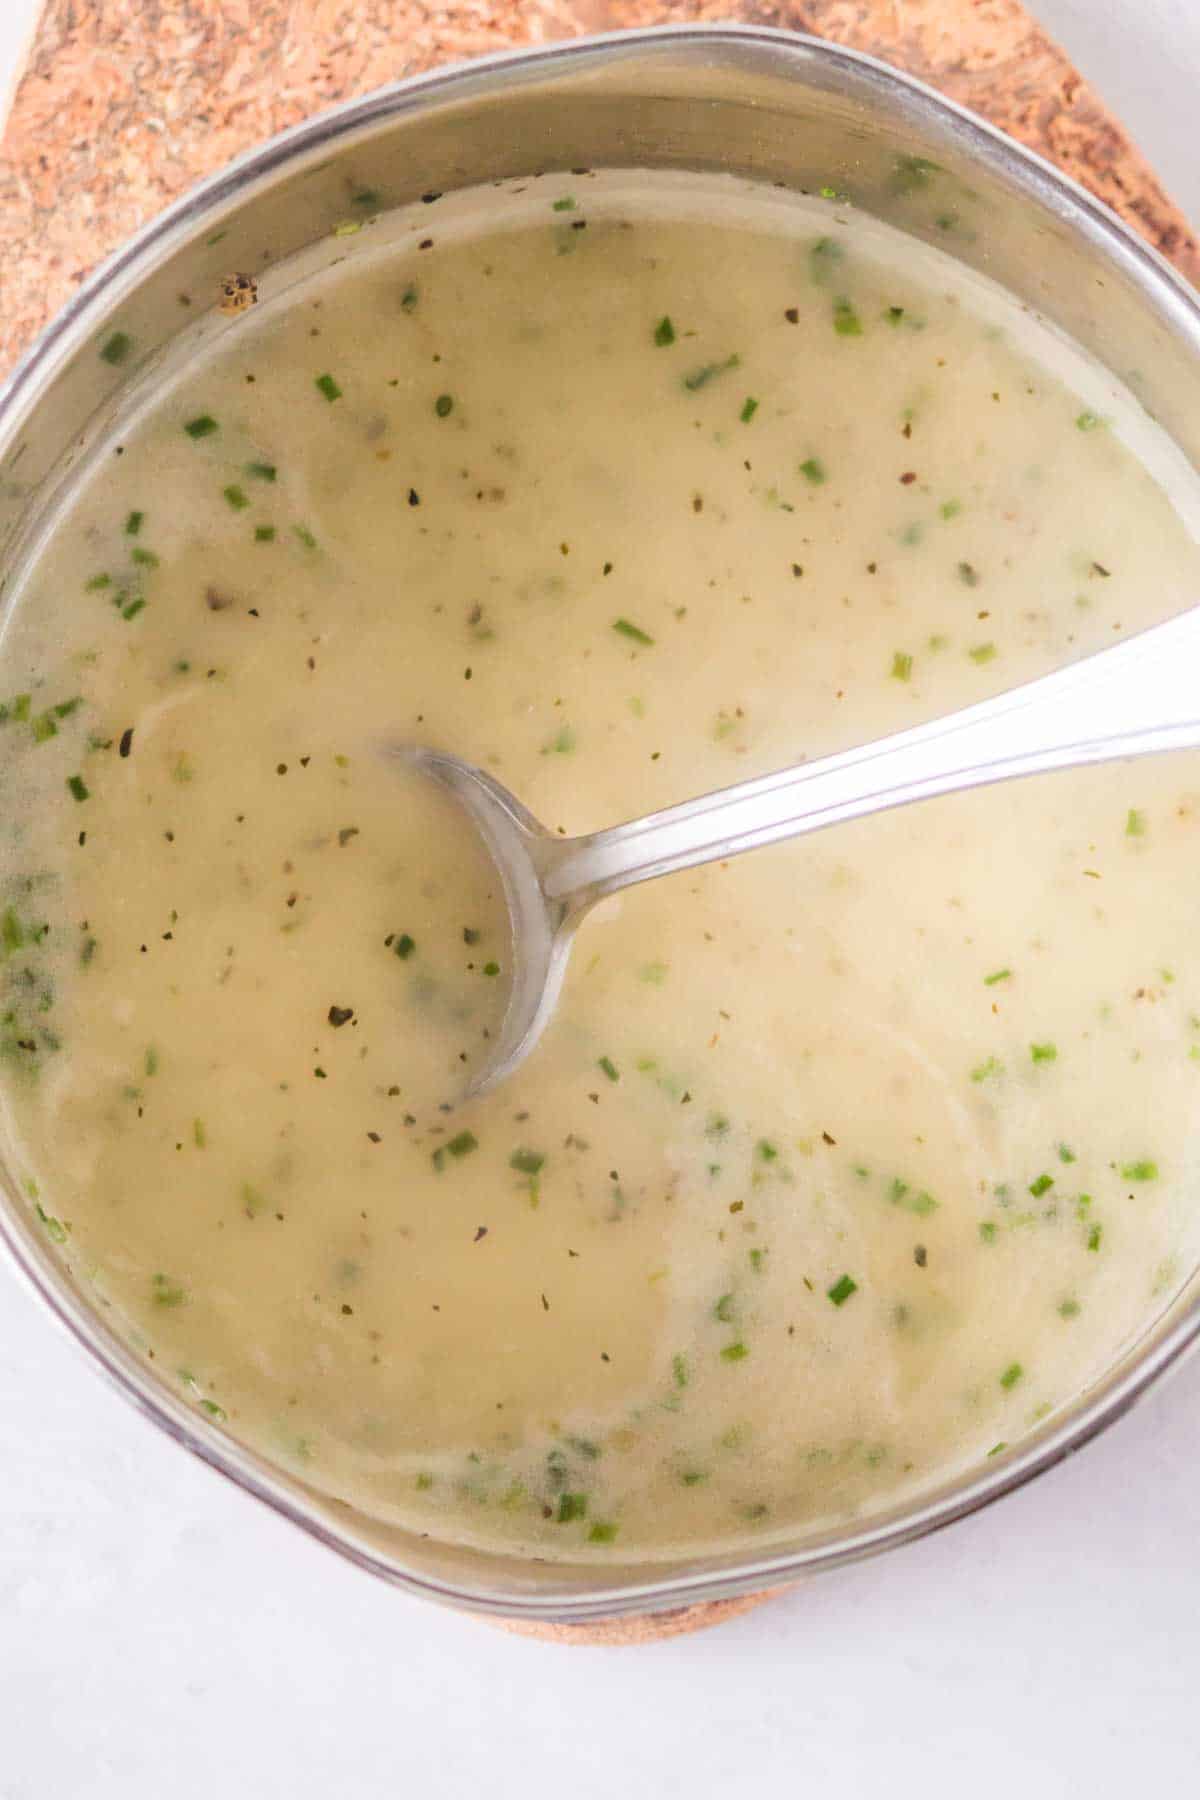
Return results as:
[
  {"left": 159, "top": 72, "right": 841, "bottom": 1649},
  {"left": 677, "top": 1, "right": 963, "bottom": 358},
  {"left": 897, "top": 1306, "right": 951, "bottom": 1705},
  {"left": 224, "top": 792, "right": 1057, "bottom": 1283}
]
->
[{"left": 395, "top": 606, "right": 1200, "bottom": 1096}]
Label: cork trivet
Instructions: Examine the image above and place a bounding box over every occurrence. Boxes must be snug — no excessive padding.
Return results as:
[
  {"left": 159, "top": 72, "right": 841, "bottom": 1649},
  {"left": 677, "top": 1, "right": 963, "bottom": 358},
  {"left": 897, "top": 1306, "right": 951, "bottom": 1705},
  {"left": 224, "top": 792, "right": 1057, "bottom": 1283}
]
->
[{"left": 0, "top": 0, "right": 1194, "bottom": 1643}]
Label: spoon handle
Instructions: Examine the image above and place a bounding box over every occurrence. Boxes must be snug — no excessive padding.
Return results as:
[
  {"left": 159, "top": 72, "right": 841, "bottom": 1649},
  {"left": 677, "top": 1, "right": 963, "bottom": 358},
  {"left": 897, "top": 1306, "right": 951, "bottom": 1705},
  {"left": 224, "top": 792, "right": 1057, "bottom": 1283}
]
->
[{"left": 543, "top": 605, "right": 1200, "bottom": 911}]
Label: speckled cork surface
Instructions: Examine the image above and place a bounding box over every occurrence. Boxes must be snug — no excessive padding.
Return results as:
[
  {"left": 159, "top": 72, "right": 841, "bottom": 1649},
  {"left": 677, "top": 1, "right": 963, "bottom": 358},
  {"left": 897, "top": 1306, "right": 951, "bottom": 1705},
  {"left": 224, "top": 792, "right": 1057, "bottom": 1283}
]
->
[{"left": 0, "top": 0, "right": 1195, "bottom": 1646}]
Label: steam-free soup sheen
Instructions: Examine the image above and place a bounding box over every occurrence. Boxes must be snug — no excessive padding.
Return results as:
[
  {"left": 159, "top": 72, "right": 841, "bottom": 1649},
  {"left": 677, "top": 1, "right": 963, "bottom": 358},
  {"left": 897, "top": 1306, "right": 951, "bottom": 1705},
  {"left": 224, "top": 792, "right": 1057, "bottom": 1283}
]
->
[{"left": 4, "top": 173, "right": 1200, "bottom": 1560}]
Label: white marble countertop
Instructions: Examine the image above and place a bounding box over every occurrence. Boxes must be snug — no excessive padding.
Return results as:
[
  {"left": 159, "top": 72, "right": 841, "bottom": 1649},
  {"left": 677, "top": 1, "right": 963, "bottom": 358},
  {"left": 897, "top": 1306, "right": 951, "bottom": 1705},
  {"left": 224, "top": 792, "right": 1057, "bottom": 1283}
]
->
[{"left": 2, "top": 5, "right": 1199, "bottom": 1793}]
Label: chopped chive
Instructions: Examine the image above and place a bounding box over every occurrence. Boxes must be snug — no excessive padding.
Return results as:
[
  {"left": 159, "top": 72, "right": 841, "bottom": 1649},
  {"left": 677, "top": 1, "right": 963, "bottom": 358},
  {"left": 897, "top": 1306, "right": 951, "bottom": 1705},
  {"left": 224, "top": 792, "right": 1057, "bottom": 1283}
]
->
[
  {"left": 393, "top": 933, "right": 416, "bottom": 960},
  {"left": 598, "top": 1055, "right": 619, "bottom": 1082},
  {"left": 124, "top": 510, "right": 144, "bottom": 536},
  {"left": 1058, "top": 1143, "right": 1076, "bottom": 1164},
  {"left": 315, "top": 373, "right": 342, "bottom": 402},
  {"left": 1058, "top": 1298, "right": 1081, "bottom": 1319},
  {"left": 556, "top": 1492, "right": 587, "bottom": 1523},
  {"left": 884, "top": 305, "right": 905, "bottom": 325},
  {"left": 720, "top": 1341, "right": 749, "bottom": 1362},
  {"left": 245, "top": 461, "right": 277, "bottom": 482},
  {"left": 122, "top": 599, "right": 146, "bottom": 621},
  {"left": 130, "top": 547, "right": 159, "bottom": 568},
  {"left": 293, "top": 525, "right": 318, "bottom": 549},
  {"left": 199, "top": 1399, "right": 227, "bottom": 1422},
  {"left": 969, "top": 643, "right": 997, "bottom": 664},
  {"left": 1120, "top": 1160, "right": 1158, "bottom": 1181},
  {"left": 999, "top": 1362, "right": 1023, "bottom": 1390},
  {"left": 654, "top": 316, "right": 676, "bottom": 347},
  {"left": 144, "top": 1046, "right": 159, "bottom": 1077},
  {"left": 35, "top": 1204, "right": 68, "bottom": 1244},
  {"left": 184, "top": 415, "right": 218, "bottom": 439},
  {"left": 2, "top": 907, "right": 23, "bottom": 952},
  {"left": 193, "top": 1118, "right": 207, "bottom": 1149},
  {"left": 254, "top": 525, "right": 276, "bottom": 543},
  {"left": 152, "top": 1273, "right": 186, "bottom": 1308},
  {"left": 12, "top": 695, "right": 30, "bottom": 721},
  {"left": 434, "top": 394, "right": 454, "bottom": 418},
  {"left": 1087, "top": 1223, "right": 1103, "bottom": 1252},
  {"left": 940, "top": 498, "right": 963, "bottom": 520},
  {"left": 672, "top": 1352, "right": 689, "bottom": 1389},
  {"left": 739, "top": 396, "right": 759, "bottom": 423},
  {"left": 799, "top": 456, "right": 827, "bottom": 485},
  {"left": 1125, "top": 808, "right": 1146, "bottom": 838},
  {"left": 1029, "top": 1173, "right": 1054, "bottom": 1197},
  {"left": 979, "top": 1221, "right": 997, "bottom": 1244},
  {"left": 891, "top": 651, "right": 913, "bottom": 682},
  {"left": 223, "top": 484, "right": 249, "bottom": 511},
  {"left": 984, "top": 968, "right": 1011, "bottom": 986},
  {"left": 756, "top": 1139, "right": 778, "bottom": 1163},
  {"left": 551, "top": 195, "right": 576, "bottom": 212},
  {"left": 683, "top": 354, "right": 739, "bottom": 391},
  {"left": 400, "top": 285, "right": 419, "bottom": 312},
  {"left": 827, "top": 1274, "right": 858, "bottom": 1307},
  {"left": 749, "top": 1247, "right": 768, "bottom": 1272},
  {"left": 31, "top": 712, "right": 58, "bottom": 744},
  {"left": 832, "top": 297, "right": 863, "bottom": 336},
  {"left": 100, "top": 331, "right": 133, "bottom": 366},
  {"left": 970, "top": 1056, "right": 1004, "bottom": 1084},
  {"left": 66, "top": 775, "right": 89, "bottom": 803},
  {"left": 958, "top": 561, "right": 982, "bottom": 588},
  {"left": 86, "top": 573, "right": 112, "bottom": 592},
  {"left": 1076, "top": 410, "right": 1104, "bottom": 432},
  {"left": 809, "top": 237, "right": 844, "bottom": 284},
  {"left": 713, "top": 1293, "right": 736, "bottom": 1323},
  {"left": 613, "top": 618, "right": 654, "bottom": 646},
  {"left": 446, "top": 1130, "right": 477, "bottom": 1158},
  {"left": 482, "top": 961, "right": 500, "bottom": 978},
  {"left": 510, "top": 1149, "right": 545, "bottom": 1176},
  {"left": 1030, "top": 1042, "right": 1058, "bottom": 1064},
  {"left": 588, "top": 1521, "right": 618, "bottom": 1543}
]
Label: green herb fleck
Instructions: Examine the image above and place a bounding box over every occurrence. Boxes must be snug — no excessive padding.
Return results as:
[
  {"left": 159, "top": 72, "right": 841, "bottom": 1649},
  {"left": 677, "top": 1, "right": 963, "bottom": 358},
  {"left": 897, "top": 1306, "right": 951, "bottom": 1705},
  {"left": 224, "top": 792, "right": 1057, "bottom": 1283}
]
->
[
  {"left": 654, "top": 316, "right": 676, "bottom": 347},
  {"left": 832, "top": 297, "right": 863, "bottom": 337},
  {"left": 1121, "top": 1160, "right": 1158, "bottom": 1181},
  {"left": 809, "top": 237, "right": 844, "bottom": 284},
  {"left": 799, "top": 457, "right": 827, "bottom": 485},
  {"left": 447, "top": 1130, "right": 478, "bottom": 1159},
  {"left": 125, "top": 510, "right": 144, "bottom": 537},
  {"left": 740, "top": 396, "right": 759, "bottom": 424},
  {"left": 184, "top": 415, "right": 218, "bottom": 439},
  {"left": 683, "top": 354, "right": 740, "bottom": 392},
  {"left": 434, "top": 394, "right": 454, "bottom": 418},
  {"left": 891, "top": 651, "right": 913, "bottom": 682},
  {"left": 984, "top": 968, "right": 1011, "bottom": 986},
  {"left": 100, "top": 331, "right": 133, "bottom": 366},
  {"left": 1076, "top": 410, "right": 1104, "bottom": 432},
  {"left": 672, "top": 1352, "right": 689, "bottom": 1389},
  {"left": 66, "top": 775, "right": 89, "bottom": 803},
  {"left": 1088, "top": 1223, "right": 1103, "bottom": 1252},
  {"left": 720, "top": 1341, "right": 749, "bottom": 1362},
  {"left": 152, "top": 1273, "right": 186, "bottom": 1308},
  {"left": 255, "top": 526, "right": 276, "bottom": 543},
  {"left": 613, "top": 618, "right": 654, "bottom": 646},
  {"left": 598, "top": 1055, "right": 619, "bottom": 1083},
  {"left": 245, "top": 461, "right": 277, "bottom": 482},
  {"left": 552, "top": 196, "right": 576, "bottom": 213},
  {"left": 1029, "top": 1172, "right": 1054, "bottom": 1198},
  {"left": 1125, "top": 808, "right": 1146, "bottom": 838},
  {"left": 827, "top": 1274, "right": 858, "bottom": 1307},
  {"left": 556, "top": 1492, "right": 587, "bottom": 1523},
  {"left": 510, "top": 1149, "right": 545, "bottom": 1176},
  {"left": 393, "top": 933, "right": 416, "bottom": 960},
  {"left": 315, "top": 373, "right": 342, "bottom": 403},
  {"left": 999, "top": 1362, "right": 1023, "bottom": 1390},
  {"left": 588, "top": 1521, "right": 618, "bottom": 1544},
  {"left": 1030, "top": 1042, "right": 1058, "bottom": 1064}
]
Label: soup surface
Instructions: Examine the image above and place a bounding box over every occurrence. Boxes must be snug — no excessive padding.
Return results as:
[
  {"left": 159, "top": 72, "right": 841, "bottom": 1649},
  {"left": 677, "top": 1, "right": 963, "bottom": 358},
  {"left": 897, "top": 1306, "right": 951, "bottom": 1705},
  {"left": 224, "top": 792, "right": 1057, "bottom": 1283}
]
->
[{"left": 4, "top": 173, "right": 1200, "bottom": 1560}]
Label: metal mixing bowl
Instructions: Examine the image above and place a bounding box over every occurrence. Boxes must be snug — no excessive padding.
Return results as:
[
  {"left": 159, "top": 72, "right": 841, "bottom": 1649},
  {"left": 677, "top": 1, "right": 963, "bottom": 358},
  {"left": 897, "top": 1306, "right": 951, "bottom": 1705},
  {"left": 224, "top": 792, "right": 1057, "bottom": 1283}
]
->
[{"left": 3, "top": 25, "right": 1200, "bottom": 1625}]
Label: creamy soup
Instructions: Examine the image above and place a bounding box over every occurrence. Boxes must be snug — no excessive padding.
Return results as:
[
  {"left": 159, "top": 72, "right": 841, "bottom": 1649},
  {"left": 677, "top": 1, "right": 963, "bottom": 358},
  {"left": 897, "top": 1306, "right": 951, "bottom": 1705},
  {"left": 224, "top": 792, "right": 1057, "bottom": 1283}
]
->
[{"left": 4, "top": 173, "right": 1200, "bottom": 1561}]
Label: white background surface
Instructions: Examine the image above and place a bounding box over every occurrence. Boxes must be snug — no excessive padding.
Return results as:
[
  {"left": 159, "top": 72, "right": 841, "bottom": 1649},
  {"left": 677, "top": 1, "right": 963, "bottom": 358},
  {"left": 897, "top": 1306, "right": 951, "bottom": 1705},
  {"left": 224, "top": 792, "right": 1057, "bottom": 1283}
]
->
[{"left": 2, "top": 3, "right": 1200, "bottom": 1794}]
